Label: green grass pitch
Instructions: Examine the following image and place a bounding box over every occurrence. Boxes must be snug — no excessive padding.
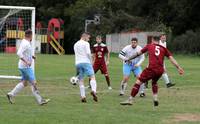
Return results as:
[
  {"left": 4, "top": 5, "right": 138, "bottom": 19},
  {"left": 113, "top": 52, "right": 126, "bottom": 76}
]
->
[{"left": 0, "top": 54, "right": 200, "bottom": 124}]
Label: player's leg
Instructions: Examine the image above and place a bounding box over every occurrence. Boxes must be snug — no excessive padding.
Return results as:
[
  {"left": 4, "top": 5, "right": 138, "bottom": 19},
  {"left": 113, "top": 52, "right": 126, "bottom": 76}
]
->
[
  {"left": 26, "top": 68, "right": 50, "bottom": 105},
  {"left": 7, "top": 80, "right": 27, "bottom": 104},
  {"left": 120, "top": 68, "right": 153, "bottom": 105},
  {"left": 89, "top": 75, "right": 98, "bottom": 102},
  {"left": 133, "top": 66, "right": 145, "bottom": 97},
  {"left": 151, "top": 74, "right": 162, "bottom": 106},
  {"left": 100, "top": 63, "right": 112, "bottom": 89},
  {"left": 119, "top": 64, "right": 131, "bottom": 95},
  {"left": 86, "top": 63, "right": 99, "bottom": 89},
  {"left": 76, "top": 64, "right": 87, "bottom": 102},
  {"left": 30, "top": 81, "right": 50, "bottom": 105},
  {"left": 162, "top": 72, "right": 175, "bottom": 88},
  {"left": 152, "top": 81, "right": 159, "bottom": 106},
  {"left": 86, "top": 63, "right": 98, "bottom": 102},
  {"left": 162, "top": 63, "right": 175, "bottom": 88},
  {"left": 120, "top": 79, "right": 143, "bottom": 105},
  {"left": 105, "top": 73, "right": 112, "bottom": 90},
  {"left": 7, "top": 69, "right": 28, "bottom": 104}
]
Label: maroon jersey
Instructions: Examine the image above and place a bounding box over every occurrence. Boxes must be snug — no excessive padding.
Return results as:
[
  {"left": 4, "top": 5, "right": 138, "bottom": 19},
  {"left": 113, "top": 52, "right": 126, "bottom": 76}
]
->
[
  {"left": 141, "top": 43, "right": 172, "bottom": 71},
  {"left": 93, "top": 43, "right": 108, "bottom": 63}
]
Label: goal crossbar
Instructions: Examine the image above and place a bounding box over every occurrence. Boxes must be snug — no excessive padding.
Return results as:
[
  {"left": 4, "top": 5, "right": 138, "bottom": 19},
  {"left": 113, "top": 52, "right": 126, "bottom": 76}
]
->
[{"left": 0, "top": 6, "right": 35, "bottom": 10}]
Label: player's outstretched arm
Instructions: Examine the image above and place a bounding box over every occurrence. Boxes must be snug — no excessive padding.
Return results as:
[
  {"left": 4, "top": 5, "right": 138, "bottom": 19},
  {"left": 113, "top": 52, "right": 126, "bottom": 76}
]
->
[
  {"left": 168, "top": 56, "right": 184, "bottom": 75},
  {"left": 135, "top": 53, "right": 145, "bottom": 67},
  {"left": 127, "top": 51, "right": 142, "bottom": 61}
]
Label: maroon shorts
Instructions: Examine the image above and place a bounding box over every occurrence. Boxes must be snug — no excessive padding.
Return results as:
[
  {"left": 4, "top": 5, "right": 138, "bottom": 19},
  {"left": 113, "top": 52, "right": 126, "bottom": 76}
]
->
[
  {"left": 139, "top": 67, "right": 164, "bottom": 84},
  {"left": 93, "top": 61, "right": 108, "bottom": 74}
]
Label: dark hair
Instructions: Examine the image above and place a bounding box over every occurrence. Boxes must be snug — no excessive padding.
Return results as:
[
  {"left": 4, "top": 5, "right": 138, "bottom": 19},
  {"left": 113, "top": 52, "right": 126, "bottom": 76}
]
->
[
  {"left": 131, "top": 37, "right": 138, "bottom": 42},
  {"left": 25, "top": 29, "right": 32, "bottom": 37},
  {"left": 152, "top": 36, "right": 160, "bottom": 42}
]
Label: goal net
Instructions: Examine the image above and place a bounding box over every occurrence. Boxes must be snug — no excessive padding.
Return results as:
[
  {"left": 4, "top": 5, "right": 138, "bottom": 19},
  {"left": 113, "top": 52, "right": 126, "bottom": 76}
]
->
[{"left": 0, "top": 6, "right": 35, "bottom": 79}]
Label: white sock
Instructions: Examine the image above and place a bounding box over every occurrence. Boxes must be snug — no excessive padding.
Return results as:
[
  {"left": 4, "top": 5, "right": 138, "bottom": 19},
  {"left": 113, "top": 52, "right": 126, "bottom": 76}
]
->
[
  {"left": 90, "top": 79, "right": 97, "bottom": 93},
  {"left": 9, "top": 82, "right": 24, "bottom": 96},
  {"left": 120, "top": 81, "right": 127, "bottom": 94},
  {"left": 31, "top": 86, "right": 42, "bottom": 104},
  {"left": 129, "top": 96, "right": 133, "bottom": 101},
  {"left": 162, "top": 73, "right": 170, "bottom": 84},
  {"left": 139, "top": 83, "right": 145, "bottom": 93},
  {"left": 79, "top": 84, "right": 86, "bottom": 98},
  {"left": 153, "top": 94, "right": 158, "bottom": 101}
]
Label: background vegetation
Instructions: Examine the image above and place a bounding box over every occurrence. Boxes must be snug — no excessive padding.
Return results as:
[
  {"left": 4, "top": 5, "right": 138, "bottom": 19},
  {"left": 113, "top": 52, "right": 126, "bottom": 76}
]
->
[{"left": 0, "top": 0, "right": 200, "bottom": 54}]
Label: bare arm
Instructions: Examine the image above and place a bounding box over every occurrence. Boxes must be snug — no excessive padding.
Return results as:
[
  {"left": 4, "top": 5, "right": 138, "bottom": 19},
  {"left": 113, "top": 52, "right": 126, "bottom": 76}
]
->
[
  {"left": 20, "top": 58, "right": 31, "bottom": 66},
  {"left": 92, "top": 53, "right": 95, "bottom": 64},
  {"left": 168, "top": 56, "right": 184, "bottom": 75},
  {"left": 106, "top": 51, "right": 110, "bottom": 65},
  {"left": 135, "top": 53, "right": 145, "bottom": 67},
  {"left": 127, "top": 51, "right": 143, "bottom": 61}
]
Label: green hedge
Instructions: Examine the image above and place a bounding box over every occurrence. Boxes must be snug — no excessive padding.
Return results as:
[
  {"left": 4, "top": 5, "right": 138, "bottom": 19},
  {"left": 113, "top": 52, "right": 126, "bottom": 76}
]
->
[{"left": 168, "top": 30, "right": 200, "bottom": 54}]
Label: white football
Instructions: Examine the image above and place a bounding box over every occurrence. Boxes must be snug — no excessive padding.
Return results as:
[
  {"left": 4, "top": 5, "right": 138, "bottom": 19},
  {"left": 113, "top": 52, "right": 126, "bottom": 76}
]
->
[{"left": 70, "top": 76, "right": 79, "bottom": 85}]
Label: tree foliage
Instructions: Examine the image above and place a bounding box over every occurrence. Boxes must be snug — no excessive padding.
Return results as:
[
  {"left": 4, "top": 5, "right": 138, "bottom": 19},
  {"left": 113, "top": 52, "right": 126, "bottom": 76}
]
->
[{"left": 0, "top": 0, "right": 200, "bottom": 53}]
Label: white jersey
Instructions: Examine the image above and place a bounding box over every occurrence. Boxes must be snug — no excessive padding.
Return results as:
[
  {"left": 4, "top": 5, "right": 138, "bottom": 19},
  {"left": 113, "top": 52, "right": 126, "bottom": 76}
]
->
[
  {"left": 17, "top": 39, "right": 33, "bottom": 69},
  {"left": 74, "top": 39, "right": 92, "bottom": 65},
  {"left": 159, "top": 40, "right": 167, "bottom": 48},
  {"left": 119, "top": 45, "right": 145, "bottom": 66}
]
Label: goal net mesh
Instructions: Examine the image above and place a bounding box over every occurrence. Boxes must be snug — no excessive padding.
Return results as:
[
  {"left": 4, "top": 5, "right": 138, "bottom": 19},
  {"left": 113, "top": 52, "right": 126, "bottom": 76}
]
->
[{"left": 0, "top": 6, "right": 35, "bottom": 79}]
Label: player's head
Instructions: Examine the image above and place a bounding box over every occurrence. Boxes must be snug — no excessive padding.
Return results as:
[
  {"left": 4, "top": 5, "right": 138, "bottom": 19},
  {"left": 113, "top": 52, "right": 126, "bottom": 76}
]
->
[
  {"left": 152, "top": 36, "right": 160, "bottom": 44},
  {"left": 81, "top": 32, "right": 91, "bottom": 42},
  {"left": 131, "top": 37, "right": 138, "bottom": 48},
  {"left": 160, "top": 33, "right": 166, "bottom": 42},
  {"left": 96, "top": 35, "right": 102, "bottom": 44},
  {"left": 25, "top": 29, "right": 32, "bottom": 41}
]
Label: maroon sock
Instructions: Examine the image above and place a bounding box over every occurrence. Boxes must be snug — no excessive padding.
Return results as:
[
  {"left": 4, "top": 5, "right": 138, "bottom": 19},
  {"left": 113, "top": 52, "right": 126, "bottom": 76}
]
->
[
  {"left": 152, "top": 83, "right": 158, "bottom": 94},
  {"left": 131, "top": 84, "right": 140, "bottom": 97},
  {"left": 105, "top": 75, "right": 111, "bottom": 87}
]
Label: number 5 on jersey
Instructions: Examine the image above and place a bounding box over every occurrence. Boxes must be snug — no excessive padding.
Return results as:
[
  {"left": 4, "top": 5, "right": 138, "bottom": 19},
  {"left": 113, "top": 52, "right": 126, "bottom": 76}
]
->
[{"left": 155, "top": 46, "right": 160, "bottom": 56}]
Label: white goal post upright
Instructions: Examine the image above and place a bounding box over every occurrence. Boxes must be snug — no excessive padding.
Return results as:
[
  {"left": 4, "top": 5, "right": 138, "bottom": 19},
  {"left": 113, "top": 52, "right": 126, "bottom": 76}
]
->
[{"left": 0, "top": 6, "right": 35, "bottom": 79}]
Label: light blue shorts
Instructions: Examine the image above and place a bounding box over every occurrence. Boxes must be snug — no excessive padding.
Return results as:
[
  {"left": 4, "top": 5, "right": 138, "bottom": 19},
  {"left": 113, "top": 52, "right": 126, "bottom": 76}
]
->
[
  {"left": 19, "top": 68, "right": 36, "bottom": 82},
  {"left": 123, "top": 63, "right": 142, "bottom": 77},
  {"left": 76, "top": 63, "right": 94, "bottom": 80}
]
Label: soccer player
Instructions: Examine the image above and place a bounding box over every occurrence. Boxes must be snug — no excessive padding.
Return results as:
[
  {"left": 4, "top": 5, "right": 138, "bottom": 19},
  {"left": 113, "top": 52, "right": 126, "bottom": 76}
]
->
[
  {"left": 118, "top": 38, "right": 145, "bottom": 97},
  {"left": 159, "top": 34, "right": 175, "bottom": 88},
  {"left": 92, "top": 35, "right": 112, "bottom": 90},
  {"left": 7, "top": 30, "right": 50, "bottom": 105},
  {"left": 120, "top": 36, "right": 184, "bottom": 106},
  {"left": 74, "top": 32, "right": 98, "bottom": 103}
]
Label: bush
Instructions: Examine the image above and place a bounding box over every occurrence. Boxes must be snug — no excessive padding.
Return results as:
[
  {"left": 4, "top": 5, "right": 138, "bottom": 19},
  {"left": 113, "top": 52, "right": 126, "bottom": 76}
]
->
[{"left": 169, "top": 30, "right": 200, "bottom": 54}]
